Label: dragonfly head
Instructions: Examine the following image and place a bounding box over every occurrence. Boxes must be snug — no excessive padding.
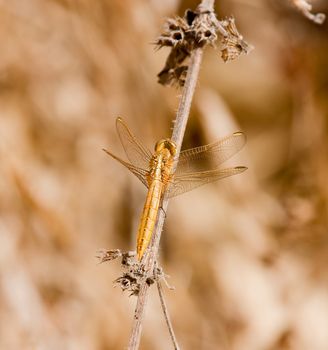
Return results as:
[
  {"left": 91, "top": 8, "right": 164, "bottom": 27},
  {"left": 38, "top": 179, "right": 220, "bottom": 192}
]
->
[{"left": 154, "top": 139, "right": 177, "bottom": 157}]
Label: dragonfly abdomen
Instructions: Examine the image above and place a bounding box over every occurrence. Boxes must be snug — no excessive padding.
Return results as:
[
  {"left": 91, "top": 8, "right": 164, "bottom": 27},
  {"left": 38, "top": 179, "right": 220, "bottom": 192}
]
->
[{"left": 136, "top": 179, "right": 164, "bottom": 260}]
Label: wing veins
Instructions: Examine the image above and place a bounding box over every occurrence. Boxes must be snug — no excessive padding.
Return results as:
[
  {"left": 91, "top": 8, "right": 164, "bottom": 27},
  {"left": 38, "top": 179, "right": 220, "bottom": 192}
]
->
[
  {"left": 176, "top": 132, "right": 246, "bottom": 174},
  {"left": 116, "top": 117, "right": 152, "bottom": 169},
  {"left": 103, "top": 148, "right": 149, "bottom": 188},
  {"left": 167, "top": 166, "right": 247, "bottom": 198}
]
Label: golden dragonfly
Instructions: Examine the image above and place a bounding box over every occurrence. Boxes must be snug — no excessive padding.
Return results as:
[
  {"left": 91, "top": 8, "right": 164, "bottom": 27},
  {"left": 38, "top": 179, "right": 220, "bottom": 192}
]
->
[{"left": 104, "top": 118, "right": 247, "bottom": 260}]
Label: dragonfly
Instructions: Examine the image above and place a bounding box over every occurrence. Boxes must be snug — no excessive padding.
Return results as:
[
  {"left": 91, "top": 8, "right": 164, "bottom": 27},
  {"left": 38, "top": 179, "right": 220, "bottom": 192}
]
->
[{"left": 104, "top": 117, "right": 247, "bottom": 260}]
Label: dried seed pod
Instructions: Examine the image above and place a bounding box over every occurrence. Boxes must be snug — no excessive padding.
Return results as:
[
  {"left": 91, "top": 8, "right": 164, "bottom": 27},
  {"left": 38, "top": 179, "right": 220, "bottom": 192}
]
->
[
  {"left": 154, "top": 16, "right": 189, "bottom": 49},
  {"left": 96, "top": 249, "right": 122, "bottom": 263},
  {"left": 121, "top": 251, "right": 137, "bottom": 267},
  {"left": 155, "top": 8, "right": 219, "bottom": 86},
  {"left": 115, "top": 273, "right": 140, "bottom": 295},
  {"left": 156, "top": 8, "right": 253, "bottom": 85},
  {"left": 220, "top": 17, "right": 253, "bottom": 62},
  {"left": 192, "top": 10, "right": 220, "bottom": 47},
  {"left": 158, "top": 66, "right": 188, "bottom": 87},
  {"left": 155, "top": 7, "right": 253, "bottom": 86}
]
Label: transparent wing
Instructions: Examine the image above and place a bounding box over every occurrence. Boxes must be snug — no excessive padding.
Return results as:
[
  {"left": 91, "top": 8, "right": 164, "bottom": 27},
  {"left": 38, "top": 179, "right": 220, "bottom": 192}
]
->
[
  {"left": 116, "top": 117, "right": 152, "bottom": 170},
  {"left": 103, "top": 148, "right": 149, "bottom": 188},
  {"left": 175, "top": 132, "right": 246, "bottom": 175},
  {"left": 166, "top": 166, "right": 247, "bottom": 198}
]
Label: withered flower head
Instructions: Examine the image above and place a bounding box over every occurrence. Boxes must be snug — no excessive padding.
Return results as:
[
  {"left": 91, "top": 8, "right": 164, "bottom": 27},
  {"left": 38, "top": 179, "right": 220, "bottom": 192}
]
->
[
  {"left": 220, "top": 17, "right": 253, "bottom": 62},
  {"left": 155, "top": 7, "right": 253, "bottom": 86}
]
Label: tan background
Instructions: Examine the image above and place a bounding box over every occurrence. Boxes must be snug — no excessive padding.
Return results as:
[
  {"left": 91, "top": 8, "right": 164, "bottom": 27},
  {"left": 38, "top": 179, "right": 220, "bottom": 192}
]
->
[{"left": 0, "top": 0, "right": 327, "bottom": 349}]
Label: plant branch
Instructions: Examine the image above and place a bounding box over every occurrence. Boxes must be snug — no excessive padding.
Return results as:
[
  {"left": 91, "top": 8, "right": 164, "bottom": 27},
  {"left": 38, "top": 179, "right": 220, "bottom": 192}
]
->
[
  {"left": 157, "top": 280, "right": 180, "bottom": 350},
  {"left": 128, "top": 47, "right": 203, "bottom": 350},
  {"left": 171, "top": 49, "right": 203, "bottom": 152},
  {"left": 290, "top": 0, "right": 326, "bottom": 24},
  {"left": 127, "top": 1, "right": 214, "bottom": 349}
]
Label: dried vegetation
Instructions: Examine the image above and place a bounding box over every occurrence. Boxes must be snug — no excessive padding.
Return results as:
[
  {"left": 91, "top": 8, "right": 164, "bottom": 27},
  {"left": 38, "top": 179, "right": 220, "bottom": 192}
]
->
[{"left": 0, "top": 0, "right": 328, "bottom": 349}]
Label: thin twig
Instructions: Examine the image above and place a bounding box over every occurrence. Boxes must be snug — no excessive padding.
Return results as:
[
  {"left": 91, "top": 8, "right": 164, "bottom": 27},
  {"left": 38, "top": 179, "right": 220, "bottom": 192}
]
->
[
  {"left": 290, "top": 0, "right": 326, "bottom": 24},
  {"left": 157, "top": 280, "right": 180, "bottom": 350},
  {"left": 171, "top": 49, "right": 203, "bottom": 152},
  {"left": 128, "top": 47, "right": 203, "bottom": 350},
  {"left": 152, "top": 48, "right": 203, "bottom": 260},
  {"left": 127, "top": 1, "right": 214, "bottom": 349}
]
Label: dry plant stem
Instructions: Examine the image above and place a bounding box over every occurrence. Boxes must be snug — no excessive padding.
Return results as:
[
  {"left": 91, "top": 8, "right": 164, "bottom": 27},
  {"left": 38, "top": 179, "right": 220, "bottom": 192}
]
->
[
  {"left": 128, "top": 1, "right": 213, "bottom": 349},
  {"left": 157, "top": 281, "right": 180, "bottom": 350},
  {"left": 199, "top": 0, "right": 215, "bottom": 12},
  {"left": 128, "top": 48, "right": 204, "bottom": 350},
  {"left": 153, "top": 49, "right": 204, "bottom": 252},
  {"left": 172, "top": 49, "right": 203, "bottom": 152}
]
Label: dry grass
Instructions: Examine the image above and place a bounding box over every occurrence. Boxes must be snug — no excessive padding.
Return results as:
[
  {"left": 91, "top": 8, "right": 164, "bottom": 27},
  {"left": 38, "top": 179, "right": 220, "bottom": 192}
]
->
[{"left": 0, "top": 0, "right": 328, "bottom": 349}]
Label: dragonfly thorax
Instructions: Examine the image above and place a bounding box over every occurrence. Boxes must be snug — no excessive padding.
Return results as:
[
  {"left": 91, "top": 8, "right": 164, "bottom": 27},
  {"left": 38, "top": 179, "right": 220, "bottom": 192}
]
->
[{"left": 147, "top": 139, "right": 176, "bottom": 185}]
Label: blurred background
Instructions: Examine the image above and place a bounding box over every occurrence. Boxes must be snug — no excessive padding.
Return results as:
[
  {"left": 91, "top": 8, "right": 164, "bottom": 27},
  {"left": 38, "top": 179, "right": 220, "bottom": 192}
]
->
[{"left": 0, "top": 0, "right": 327, "bottom": 349}]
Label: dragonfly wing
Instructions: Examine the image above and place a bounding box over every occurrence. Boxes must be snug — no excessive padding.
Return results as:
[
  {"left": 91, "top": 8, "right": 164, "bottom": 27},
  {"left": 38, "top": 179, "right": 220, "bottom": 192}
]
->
[
  {"left": 166, "top": 166, "right": 247, "bottom": 198},
  {"left": 175, "top": 132, "right": 246, "bottom": 175},
  {"left": 116, "top": 117, "right": 152, "bottom": 169},
  {"left": 103, "top": 148, "right": 149, "bottom": 188}
]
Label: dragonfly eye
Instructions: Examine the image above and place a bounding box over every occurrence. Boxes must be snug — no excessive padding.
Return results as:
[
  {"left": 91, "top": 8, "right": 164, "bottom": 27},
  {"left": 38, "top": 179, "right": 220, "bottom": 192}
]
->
[
  {"left": 155, "top": 139, "right": 177, "bottom": 156},
  {"left": 164, "top": 139, "right": 177, "bottom": 156},
  {"left": 154, "top": 139, "right": 166, "bottom": 152}
]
